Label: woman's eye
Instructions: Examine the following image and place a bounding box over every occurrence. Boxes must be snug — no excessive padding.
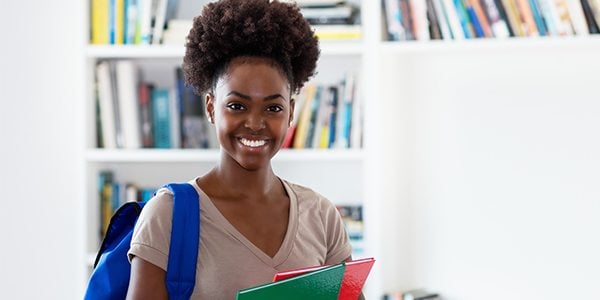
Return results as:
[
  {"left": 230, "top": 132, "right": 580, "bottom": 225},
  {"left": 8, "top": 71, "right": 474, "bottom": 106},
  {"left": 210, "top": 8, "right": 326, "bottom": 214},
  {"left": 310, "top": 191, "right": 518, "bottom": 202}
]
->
[
  {"left": 226, "top": 103, "right": 245, "bottom": 111},
  {"left": 267, "top": 105, "right": 283, "bottom": 112}
]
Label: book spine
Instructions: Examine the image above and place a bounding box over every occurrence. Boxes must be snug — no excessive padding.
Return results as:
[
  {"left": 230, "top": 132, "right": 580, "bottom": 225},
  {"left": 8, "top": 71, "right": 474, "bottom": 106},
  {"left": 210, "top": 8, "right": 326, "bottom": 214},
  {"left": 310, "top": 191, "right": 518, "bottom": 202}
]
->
[
  {"left": 433, "top": 0, "right": 454, "bottom": 39},
  {"left": 528, "top": 0, "right": 549, "bottom": 35},
  {"left": 327, "top": 86, "right": 339, "bottom": 149},
  {"left": 466, "top": 1, "right": 486, "bottom": 37},
  {"left": 469, "top": 0, "right": 495, "bottom": 36},
  {"left": 138, "top": 82, "right": 154, "bottom": 148},
  {"left": 482, "top": 0, "right": 512, "bottom": 37},
  {"left": 385, "top": 0, "right": 407, "bottom": 40},
  {"left": 114, "top": 0, "right": 125, "bottom": 44},
  {"left": 442, "top": 0, "right": 467, "bottom": 39},
  {"left": 169, "top": 89, "right": 181, "bottom": 148},
  {"left": 554, "top": 0, "right": 576, "bottom": 35},
  {"left": 494, "top": 0, "right": 517, "bottom": 36},
  {"left": 91, "top": 0, "right": 110, "bottom": 44},
  {"left": 152, "top": 88, "right": 171, "bottom": 148},
  {"left": 410, "top": 0, "right": 432, "bottom": 40},
  {"left": 293, "top": 85, "right": 316, "bottom": 149},
  {"left": 454, "top": 0, "right": 476, "bottom": 38},
  {"left": 581, "top": 0, "right": 600, "bottom": 33},
  {"left": 151, "top": 0, "right": 169, "bottom": 44},
  {"left": 96, "top": 61, "right": 118, "bottom": 149},
  {"left": 340, "top": 75, "right": 354, "bottom": 149},
  {"left": 566, "top": 0, "right": 592, "bottom": 34},
  {"left": 124, "top": 0, "right": 138, "bottom": 44},
  {"left": 501, "top": 0, "right": 526, "bottom": 36},
  {"left": 115, "top": 60, "right": 142, "bottom": 149},
  {"left": 536, "top": 0, "right": 559, "bottom": 35},
  {"left": 589, "top": 0, "right": 600, "bottom": 27},
  {"left": 304, "top": 86, "right": 322, "bottom": 148},
  {"left": 515, "top": 0, "right": 540, "bottom": 36},
  {"left": 137, "top": 0, "right": 153, "bottom": 44},
  {"left": 426, "top": 0, "right": 443, "bottom": 39}
]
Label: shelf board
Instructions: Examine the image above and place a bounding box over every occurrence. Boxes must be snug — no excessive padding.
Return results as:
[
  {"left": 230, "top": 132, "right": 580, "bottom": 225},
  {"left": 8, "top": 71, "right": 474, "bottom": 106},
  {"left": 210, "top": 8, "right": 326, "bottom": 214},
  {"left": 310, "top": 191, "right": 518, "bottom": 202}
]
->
[
  {"left": 380, "top": 35, "right": 600, "bottom": 53},
  {"left": 85, "top": 42, "right": 363, "bottom": 58},
  {"left": 86, "top": 148, "right": 364, "bottom": 162},
  {"left": 85, "top": 45, "right": 185, "bottom": 58}
]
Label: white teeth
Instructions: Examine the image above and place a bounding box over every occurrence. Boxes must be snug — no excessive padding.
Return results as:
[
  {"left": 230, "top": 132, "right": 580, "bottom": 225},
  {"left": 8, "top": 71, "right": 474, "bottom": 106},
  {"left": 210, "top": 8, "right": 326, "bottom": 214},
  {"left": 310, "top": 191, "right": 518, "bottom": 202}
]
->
[{"left": 240, "top": 138, "right": 266, "bottom": 147}]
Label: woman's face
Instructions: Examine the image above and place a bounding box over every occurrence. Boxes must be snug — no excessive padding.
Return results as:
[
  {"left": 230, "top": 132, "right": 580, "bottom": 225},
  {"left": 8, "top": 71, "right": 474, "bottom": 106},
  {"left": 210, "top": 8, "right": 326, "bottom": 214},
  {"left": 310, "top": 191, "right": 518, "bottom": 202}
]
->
[{"left": 206, "top": 56, "right": 294, "bottom": 171}]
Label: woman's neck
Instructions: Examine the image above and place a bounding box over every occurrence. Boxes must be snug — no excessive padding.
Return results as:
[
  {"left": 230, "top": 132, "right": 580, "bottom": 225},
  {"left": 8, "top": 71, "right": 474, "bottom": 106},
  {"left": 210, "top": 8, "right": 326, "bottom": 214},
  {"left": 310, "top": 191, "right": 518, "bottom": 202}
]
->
[{"left": 208, "top": 157, "right": 280, "bottom": 200}]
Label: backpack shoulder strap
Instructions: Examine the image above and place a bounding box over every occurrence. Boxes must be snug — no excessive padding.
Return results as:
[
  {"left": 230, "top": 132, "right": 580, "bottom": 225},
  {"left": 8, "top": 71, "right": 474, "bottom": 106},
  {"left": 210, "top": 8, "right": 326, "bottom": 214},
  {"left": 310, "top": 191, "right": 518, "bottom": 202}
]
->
[{"left": 162, "top": 183, "right": 200, "bottom": 300}]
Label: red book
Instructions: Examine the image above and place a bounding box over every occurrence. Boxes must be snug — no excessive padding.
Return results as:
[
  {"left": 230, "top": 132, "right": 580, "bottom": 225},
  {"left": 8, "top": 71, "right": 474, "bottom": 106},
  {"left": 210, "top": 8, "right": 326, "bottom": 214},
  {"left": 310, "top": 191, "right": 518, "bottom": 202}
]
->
[{"left": 272, "top": 257, "right": 375, "bottom": 300}]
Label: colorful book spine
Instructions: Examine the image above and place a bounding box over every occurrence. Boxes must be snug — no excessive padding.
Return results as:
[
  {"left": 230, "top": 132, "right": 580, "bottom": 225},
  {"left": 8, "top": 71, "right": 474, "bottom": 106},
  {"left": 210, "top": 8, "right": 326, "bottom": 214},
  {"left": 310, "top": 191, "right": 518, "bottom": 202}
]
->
[
  {"left": 528, "top": 0, "right": 549, "bottom": 36},
  {"left": 91, "top": 0, "right": 110, "bottom": 44},
  {"left": 482, "top": 0, "right": 512, "bottom": 38},
  {"left": 152, "top": 88, "right": 171, "bottom": 148},
  {"left": 454, "top": 0, "right": 475, "bottom": 38}
]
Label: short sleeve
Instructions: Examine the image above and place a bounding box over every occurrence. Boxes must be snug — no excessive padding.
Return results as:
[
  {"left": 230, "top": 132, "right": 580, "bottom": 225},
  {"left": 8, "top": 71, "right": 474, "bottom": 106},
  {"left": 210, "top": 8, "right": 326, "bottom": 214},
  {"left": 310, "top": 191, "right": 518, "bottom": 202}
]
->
[
  {"left": 127, "top": 190, "right": 174, "bottom": 271},
  {"left": 321, "top": 197, "right": 352, "bottom": 265}
]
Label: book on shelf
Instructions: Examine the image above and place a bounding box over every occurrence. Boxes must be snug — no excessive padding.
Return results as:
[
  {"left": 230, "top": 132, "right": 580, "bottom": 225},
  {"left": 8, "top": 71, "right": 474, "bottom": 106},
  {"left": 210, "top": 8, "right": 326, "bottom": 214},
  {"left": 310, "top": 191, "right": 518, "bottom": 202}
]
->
[
  {"left": 90, "top": 0, "right": 180, "bottom": 44},
  {"left": 91, "top": 0, "right": 110, "bottom": 44},
  {"left": 95, "top": 61, "right": 119, "bottom": 149},
  {"left": 382, "top": 0, "right": 408, "bottom": 41},
  {"left": 280, "top": 0, "right": 345, "bottom": 7},
  {"left": 97, "top": 170, "right": 159, "bottom": 238},
  {"left": 301, "top": 3, "right": 360, "bottom": 25},
  {"left": 313, "top": 24, "right": 362, "bottom": 40},
  {"left": 282, "top": 88, "right": 307, "bottom": 149},
  {"left": 303, "top": 85, "right": 322, "bottom": 148},
  {"left": 236, "top": 257, "right": 375, "bottom": 300},
  {"left": 115, "top": 60, "right": 142, "bottom": 149},
  {"left": 441, "top": 0, "right": 467, "bottom": 40},
  {"left": 479, "top": 0, "right": 503, "bottom": 38},
  {"left": 580, "top": 0, "right": 600, "bottom": 33},
  {"left": 528, "top": 0, "right": 549, "bottom": 36},
  {"left": 175, "top": 67, "right": 211, "bottom": 149},
  {"left": 337, "top": 205, "right": 364, "bottom": 256},
  {"left": 94, "top": 60, "right": 218, "bottom": 150},
  {"left": 381, "top": 0, "right": 600, "bottom": 40},
  {"left": 138, "top": 82, "right": 154, "bottom": 147},
  {"left": 589, "top": 0, "right": 600, "bottom": 28},
  {"left": 151, "top": 88, "right": 172, "bottom": 148}
]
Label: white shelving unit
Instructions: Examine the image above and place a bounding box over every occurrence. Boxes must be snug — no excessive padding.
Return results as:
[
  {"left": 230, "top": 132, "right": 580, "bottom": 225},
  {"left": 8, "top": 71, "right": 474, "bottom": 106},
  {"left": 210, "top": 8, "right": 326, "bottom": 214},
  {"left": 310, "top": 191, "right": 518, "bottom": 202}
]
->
[
  {"left": 83, "top": 0, "right": 600, "bottom": 299},
  {"left": 82, "top": 0, "right": 371, "bottom": 296}
]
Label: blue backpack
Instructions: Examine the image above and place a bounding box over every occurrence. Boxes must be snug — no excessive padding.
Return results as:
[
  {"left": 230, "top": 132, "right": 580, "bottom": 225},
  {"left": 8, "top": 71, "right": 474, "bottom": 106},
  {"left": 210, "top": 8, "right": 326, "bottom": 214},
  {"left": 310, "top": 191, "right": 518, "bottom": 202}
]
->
[{"left": 84, "top": 183, "right": 200, "bottom": 300}]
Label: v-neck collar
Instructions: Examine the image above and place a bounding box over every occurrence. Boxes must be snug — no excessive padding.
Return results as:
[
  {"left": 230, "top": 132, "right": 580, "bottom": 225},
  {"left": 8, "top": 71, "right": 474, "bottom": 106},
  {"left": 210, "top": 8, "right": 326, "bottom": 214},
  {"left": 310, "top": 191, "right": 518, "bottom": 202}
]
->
[{"left": 191, "top": 177, "right": 298, "bottom": 268}]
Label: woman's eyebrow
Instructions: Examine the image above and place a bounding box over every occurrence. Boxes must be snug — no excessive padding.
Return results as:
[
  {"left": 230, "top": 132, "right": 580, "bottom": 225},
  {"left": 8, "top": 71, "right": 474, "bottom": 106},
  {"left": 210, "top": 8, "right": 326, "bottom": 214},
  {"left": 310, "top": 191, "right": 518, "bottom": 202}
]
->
[{"left": 227, "top": 91, "right": 286, "bottom": 101}]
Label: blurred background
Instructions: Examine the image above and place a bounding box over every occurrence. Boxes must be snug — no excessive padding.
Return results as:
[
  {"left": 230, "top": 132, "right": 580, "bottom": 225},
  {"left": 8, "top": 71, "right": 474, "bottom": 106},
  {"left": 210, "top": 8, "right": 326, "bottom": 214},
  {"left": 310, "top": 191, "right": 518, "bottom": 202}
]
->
[{"left": 1, "top": 0, "right": 599, "bottom": 299}]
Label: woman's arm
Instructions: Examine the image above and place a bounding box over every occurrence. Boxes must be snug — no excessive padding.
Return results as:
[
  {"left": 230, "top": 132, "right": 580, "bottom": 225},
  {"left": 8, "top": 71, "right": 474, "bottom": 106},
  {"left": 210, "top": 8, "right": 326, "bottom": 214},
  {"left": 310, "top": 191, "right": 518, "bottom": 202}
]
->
[{"left": 126, "top": 256, "right": 168, "bottom": 300}]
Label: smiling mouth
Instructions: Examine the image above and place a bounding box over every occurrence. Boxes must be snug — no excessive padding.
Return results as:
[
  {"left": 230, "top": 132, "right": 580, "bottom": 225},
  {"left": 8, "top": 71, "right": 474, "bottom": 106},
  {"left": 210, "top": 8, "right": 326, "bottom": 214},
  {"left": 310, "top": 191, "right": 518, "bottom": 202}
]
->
[{"left": 239, "top": 138, "right": 267, "bottom": 148}]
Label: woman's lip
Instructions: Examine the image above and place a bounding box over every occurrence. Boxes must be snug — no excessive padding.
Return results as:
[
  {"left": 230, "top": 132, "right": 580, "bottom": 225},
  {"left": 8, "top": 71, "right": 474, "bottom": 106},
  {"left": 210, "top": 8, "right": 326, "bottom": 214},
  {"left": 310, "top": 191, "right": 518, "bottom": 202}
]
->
[
  {"left": 237, "top": 137, "right": 270, "bottom": 148},
  {"left": 236, "top": 134, "right": 271, "bottom": 140}
]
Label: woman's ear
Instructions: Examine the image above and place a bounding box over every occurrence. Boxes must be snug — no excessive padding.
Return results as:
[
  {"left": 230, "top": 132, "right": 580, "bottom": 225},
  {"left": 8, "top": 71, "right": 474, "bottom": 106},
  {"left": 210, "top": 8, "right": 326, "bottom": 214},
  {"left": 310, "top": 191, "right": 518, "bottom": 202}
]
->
[
  {"left": 288, "top": 98, "right": 295, "bottom": 127},
  {"left": 206, "top": 92, "right": 215, "bottom": 124}
]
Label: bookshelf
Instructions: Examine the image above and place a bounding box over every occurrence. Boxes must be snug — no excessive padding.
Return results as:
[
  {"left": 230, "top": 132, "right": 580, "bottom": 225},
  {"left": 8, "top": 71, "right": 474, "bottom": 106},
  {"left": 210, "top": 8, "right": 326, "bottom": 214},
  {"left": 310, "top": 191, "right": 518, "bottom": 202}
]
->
[
  {"left": 82, "top": 0, "right": 370, "bottom": 296},
  {"left": 82, "top": 0, "right": 600, "bottom": 299}
]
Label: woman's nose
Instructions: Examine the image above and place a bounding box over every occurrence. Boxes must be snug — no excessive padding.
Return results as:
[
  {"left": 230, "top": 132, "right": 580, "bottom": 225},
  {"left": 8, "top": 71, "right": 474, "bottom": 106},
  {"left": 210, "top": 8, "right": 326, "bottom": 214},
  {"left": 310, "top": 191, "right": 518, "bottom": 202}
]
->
[{"left": 244, "top": 112, "right": 266, "bottom": 131}]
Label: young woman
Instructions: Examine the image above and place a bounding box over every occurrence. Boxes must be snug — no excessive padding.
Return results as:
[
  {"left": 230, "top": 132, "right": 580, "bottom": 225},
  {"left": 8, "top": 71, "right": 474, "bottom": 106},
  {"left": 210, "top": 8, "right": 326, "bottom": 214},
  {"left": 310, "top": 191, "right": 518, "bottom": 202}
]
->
[{"left": 126, "top": 0, "right": 360, "bottom": 298}]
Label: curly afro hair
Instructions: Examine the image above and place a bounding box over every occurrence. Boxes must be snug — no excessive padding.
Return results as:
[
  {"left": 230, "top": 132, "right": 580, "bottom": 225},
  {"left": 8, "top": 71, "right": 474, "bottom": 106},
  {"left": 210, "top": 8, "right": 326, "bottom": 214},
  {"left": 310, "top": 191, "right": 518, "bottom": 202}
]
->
[{"left": 183, "top": 0, "right": 320, "bottom": 96}]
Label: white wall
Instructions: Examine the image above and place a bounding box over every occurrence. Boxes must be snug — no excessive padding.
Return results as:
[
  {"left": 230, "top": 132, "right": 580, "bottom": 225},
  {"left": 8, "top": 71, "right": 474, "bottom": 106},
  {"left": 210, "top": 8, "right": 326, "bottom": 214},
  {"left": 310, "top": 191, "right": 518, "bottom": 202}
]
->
[
  {"left": 379, "top": 46, "right": 600, "bottom": 299},
  {"left": 0, "top": 1, "right": 85, "bottom": 298}
]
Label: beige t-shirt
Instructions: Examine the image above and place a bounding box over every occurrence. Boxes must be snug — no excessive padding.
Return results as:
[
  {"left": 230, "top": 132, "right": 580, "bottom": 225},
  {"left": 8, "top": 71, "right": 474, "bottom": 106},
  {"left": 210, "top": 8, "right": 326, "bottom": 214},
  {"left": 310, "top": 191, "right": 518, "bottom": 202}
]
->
[{"left": 128, "top": 178, "right": 352, "bottom": 299}]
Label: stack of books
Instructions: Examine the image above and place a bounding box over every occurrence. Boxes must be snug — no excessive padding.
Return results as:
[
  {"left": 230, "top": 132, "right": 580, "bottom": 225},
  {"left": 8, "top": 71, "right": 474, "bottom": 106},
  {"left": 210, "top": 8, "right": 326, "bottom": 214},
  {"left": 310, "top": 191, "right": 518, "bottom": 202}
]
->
[{"left": 292, "top": 0, "right": 363, "bottom": 41}]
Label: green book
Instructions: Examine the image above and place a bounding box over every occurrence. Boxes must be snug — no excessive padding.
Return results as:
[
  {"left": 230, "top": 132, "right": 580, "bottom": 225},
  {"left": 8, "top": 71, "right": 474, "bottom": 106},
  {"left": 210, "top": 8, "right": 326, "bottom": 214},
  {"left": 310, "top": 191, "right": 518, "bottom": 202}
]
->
[{"left": 236, "top": 263, "right": 346, "bottom": 300}]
